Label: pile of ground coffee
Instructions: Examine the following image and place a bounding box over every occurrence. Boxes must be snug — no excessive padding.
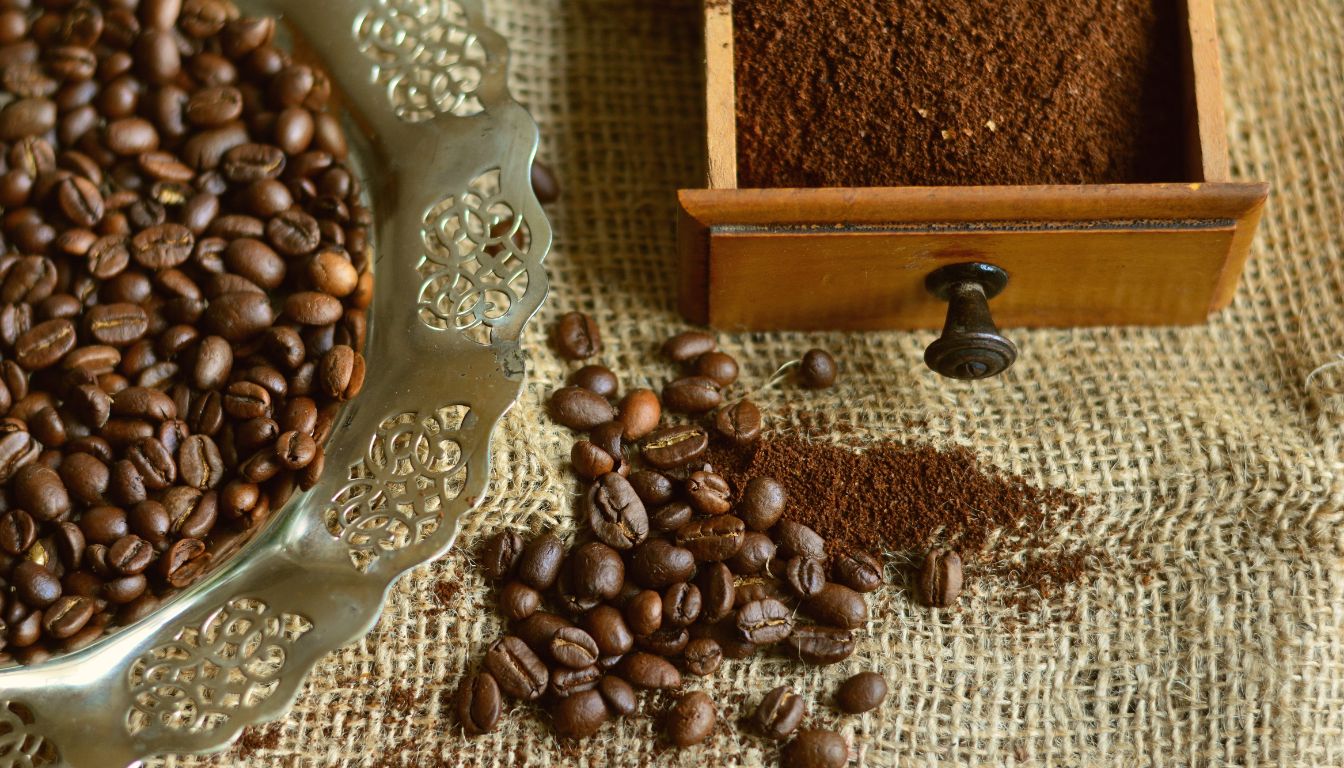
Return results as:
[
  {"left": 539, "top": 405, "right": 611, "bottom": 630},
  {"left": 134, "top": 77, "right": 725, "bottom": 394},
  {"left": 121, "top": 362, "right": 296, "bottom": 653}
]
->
[
  {"left": 705, "top": 437, "right": 1097, "bottom": 608},
  {"left": 733, "top": 0, "right": 1186, "bottom": 187}
]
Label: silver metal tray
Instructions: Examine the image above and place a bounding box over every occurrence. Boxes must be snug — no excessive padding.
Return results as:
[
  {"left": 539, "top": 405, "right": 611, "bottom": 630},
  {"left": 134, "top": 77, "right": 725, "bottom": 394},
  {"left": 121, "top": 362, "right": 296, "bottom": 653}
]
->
[{"left": 0, "top": 1, "right": 549, "bottom": 765}]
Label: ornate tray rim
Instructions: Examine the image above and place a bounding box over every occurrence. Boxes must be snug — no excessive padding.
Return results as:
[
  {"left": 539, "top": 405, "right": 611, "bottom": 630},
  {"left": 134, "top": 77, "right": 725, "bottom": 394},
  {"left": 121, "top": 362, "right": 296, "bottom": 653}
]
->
[{"left": 0, "top": 1, "right": 549, "bottom": 766}]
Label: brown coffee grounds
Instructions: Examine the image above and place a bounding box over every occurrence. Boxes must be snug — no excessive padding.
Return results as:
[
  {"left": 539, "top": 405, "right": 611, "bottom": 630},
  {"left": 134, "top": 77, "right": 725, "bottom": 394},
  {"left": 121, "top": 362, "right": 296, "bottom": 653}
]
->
[
  {"left": 704, "top": 436, "right": 1100, "bottom": 609},
  {"left": 733, "top": 0, "right": 1186, "bottom": 187},
  {"left": 233, "top": 724, "right": 283, "bottom": 759}
]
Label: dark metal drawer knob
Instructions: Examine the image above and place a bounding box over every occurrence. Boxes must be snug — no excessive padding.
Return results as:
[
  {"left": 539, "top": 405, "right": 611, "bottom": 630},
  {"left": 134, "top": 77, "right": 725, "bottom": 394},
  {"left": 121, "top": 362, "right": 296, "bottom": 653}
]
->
[{"left": 924, "top": 262, "right": 1018, "bottom": 380}]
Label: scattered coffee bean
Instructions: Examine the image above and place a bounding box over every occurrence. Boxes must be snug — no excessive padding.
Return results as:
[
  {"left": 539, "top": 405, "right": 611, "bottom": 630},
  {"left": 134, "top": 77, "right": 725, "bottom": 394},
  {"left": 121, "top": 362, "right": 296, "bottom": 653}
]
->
[
  {"left": 641, "top": 424, "right": 709, "bottom": 470},
  {"left": 714, "top": 399, "right": 763, "bottom": 447},
  {"left": 550, "top": 386, "right": 616, "bottom": 431},
  {"left": 836, "top": 671, "right": 888, "bottom": 714},
  {"left": 676, "top": 515, "right": 746, "bottom": 562},
  {"left": 774, "top": 520, "right": 827, "bottom": 560},
  {"left": 798, "top": 349, "right": 838, "bottom": 389},
  {"left": 628, "top": 470, "right": 675, "bottom": 506},
  {"left": 650, "top": 501, "right": 693, "bottom": 533},
  {"left": 569, "top": 365, "right": 618, "bottom": 398},
  {"left": 918, "top": 548, "right": 963, "bottom": 608},
  {"left": 568, "top": 541, "right": 625, "bottom": 602},
  {"left": 625, "top": 589, "right": 663, "bottom": 636},
  {"left": 803, "top": 583, "right": 869, "bottom": 630},
  {"left": 833, "top": 551, "right": 883, "bottom": 593},
  {"left": 662, "top": 331, "right": 716, "bottom": 362},
  {"left": 663, "top": 376, "right": 722, "bottom": 414},
  {"left": 683, "top": 637, "right": 723, "bottom": 676},
  {"left": 517, "top": 534, "right": 565, "bottom": 591},
  {"left": 740, "top": 476, "right": 787, "bottom": 531},
  {"left": 480, "top": 530, "right": 524, "bottom": 581},
  {"left": 485, "top": 635, "right": 549, "bottom": 701},
  {"left": 728, "top": 532, "right": 776, "bottom": 575},
  {"left": 499, "top": 581, "right": 541, "bottom": 622},
  {"left": 553, "top": 312, "right": 601, "bottom": 360},
  {"left": 665, "top": 690, "right": 716, "bottom": 747},
  {"left": 597, "top": 675, "right": 637, "bottom": 717},
  {"left": 585, "top": 473, "right": 648, "bottom": 550},
  {"left": 551, "top": 626, "right": 602, "bottom": 669},
  {"left": 685, "top": 469, "right": 731, "bottom": 515},
  {"left": 785, "top": 624, "right": 856, "bottom": 665},
  {"left": 783, "top": 729, "right": 849, "bottom": 768},
  {"left": 571, "top": 440, "right": 615, "bottom": 481},
  {"left": 619, "top": 651, "right": 681, "bottom": 689},
  {"left": 784, "top": 556, "right": 827, "bottom": 598},
  {"left": 617, "top": 389, "right": 661, "bottom": 440},
  {"left": 531, "top": 160, "right": 561, "bottom": 204},
  {"left": 455, "top": 671, "right": 502, "bottom": 736},
  {"left": 755, "top": 685, "right": 806, "bottom": 740},
  {"left": 582, "top": 605, "right": 633, "bottom": 657},
  {"left": 693, "top": 351, "right": 739, "bottom": 387},
  {"left": 737, "top": 598, "right": 794, "bottom": 644}
]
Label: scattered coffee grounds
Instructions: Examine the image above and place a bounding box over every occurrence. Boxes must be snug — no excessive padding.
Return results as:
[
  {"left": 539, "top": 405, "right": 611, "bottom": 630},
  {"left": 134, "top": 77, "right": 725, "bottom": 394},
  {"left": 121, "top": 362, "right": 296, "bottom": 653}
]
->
[
  {"left": 704, "top": 437, "right": 1098, "bottom": 608},
  {"left": 0, "top": 0, "right": 372, "bottom": 664},
  {"left": 733, "top": 0, "right": 1186, "bottom": 187}
]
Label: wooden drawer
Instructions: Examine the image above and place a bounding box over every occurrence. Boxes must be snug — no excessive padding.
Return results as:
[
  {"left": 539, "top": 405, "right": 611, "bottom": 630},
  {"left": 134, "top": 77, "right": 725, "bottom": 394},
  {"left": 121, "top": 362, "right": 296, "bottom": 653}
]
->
[{"left": 678, "top": 0, "right": 1269, "bottom": 333}]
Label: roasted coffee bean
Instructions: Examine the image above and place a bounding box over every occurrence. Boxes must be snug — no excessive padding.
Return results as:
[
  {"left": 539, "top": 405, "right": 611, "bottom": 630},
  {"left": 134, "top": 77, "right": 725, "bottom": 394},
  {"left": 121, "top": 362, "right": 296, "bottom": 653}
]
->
[
  {"left": 589, "top": 421, "right": 625, "bottom": 469},
  {"left": 454, "top": 670, "right": 502, "bottom": 736},
  {"left": 638, "top": 626, "right": 689, "bottom": 659},
  {"left": 735, "top": 576, "right": 791, "bottom": 608},
  {"left": 625, "top": 589, "right": 663, "bottom": 637},
  {"left": 41, "top": 594, "right": 95, "bottom": 639},
  {"left": 160, "top": 537, "right": 210, "bottom": 588},
  {"left": 597, "top": 675, "right": 636, "bottom": 717},
  {"left": 729, "top": 532, "right": 776, "bottom": 575},
  {"left": 650, "top": 501, "right": 693, "bottom": 533},
  {"left": 628, "top": 537, "right": 696, "bottom": 589},
  {"left": 616, "top": 388, "right": 660, "bottom": 440},
  {"left": 662, "top": 582, "right": 702, "bottom": 627},
  {"left": 693, "top": 351, "right": 739, "bottom": 387},
  {"left": 833, "top": 550, "right": 883, "bottom": 593},
  {"left": 480, "top": 530, "right": 524, "bottom": 581},
  {"left": 552, "top": 312, "right": 600, "bottom": 359},
  {"left": 0, "top": 509, "right": 37, "bottom": 556},
  {"left": 275, "top": 430, "right": 315, "bottom": 471},
  {"left": 710, "top": 617, "right": 759, "bottom": 660},
  {"left": 512, "top": 611, "right": 572, "bottom": 654},
  {"left": 677, "top": 515, "right": 745, "bottom": 562},
  {"left": 686, "top": 469, "right": 732, "bottom": 515},
  {"left": 627, "top": 470, "right": 674, "bottom": 506},
  {"left": 785, "top": 556, "right": 827, "bottom": 598},
  {"left": 13, "top": 560, "right": 61, "bottom": 607},
  {"left": 267, "top": 209, "right": 320, "bottom": 255},
  {"left": 584, "top": 473, "right": 648, "bottom": 550},
  {"left": 112, "top": 387, "right": 176, "bottom": 421},
  {"left": 569, "top": 365, "right": 618, "bottom": 397},
  {"left": 15, "top": 318, "right": 76, "bottom": 369},
  {"left": 108, "top": 534, "right": 154, "bottom": 575},
  {"left": 318, "top": 344, "right": 364, "bottom": 400},
  {"left": 568, "top": 541, "right": 624, "bottom": 602},
  {"left": 784, "top": 729, "right": 848, "bottom": 768},
  {"left": 774, "top": 519, "right": 827, "bottom": 560},
  {"left": 836, "top": 671, "right": 888, "bottom": 714},
  {"left": 683, "top": 636, "right": 723, "bottom": 677},
  {"left": 662, "top": 331, "right": 716, "bottom": 362},
  {"left": 619, "top": 651, "right": 681, "bottom": 690},
  {"left": 785, "top": 623, "right": 853, "bottom": 665},
  {"left": 662, "top": 376, "right": 722, "bottom": 414},
  {"left": 549, "top": 386, "right": 615, "bottom": 431},
  {"left": 550, "top": 626, "right": 601, "bottom": 669},
  {"left": 737, "top": 598, "right": 794, "bottom": 644},
  {"left": 641, "top": 424, "right": 708, "bottom": 470},
  {"left": 499, "top": 580, "right": 541, "bottom": 622},
  {"left": 799, "top": 349, "right": 838, "bottom": 389},
  {"left": 552, "top": 688, "right": 608, "bottom": 739},
  {"left": 918, "top": 548, "right": 963, "bottom": 608},
  {"left": 85, "top": 303, "right": 149, "bottom": 346},
  {"left": 756, "top": 686, "right": 806, "bottom": 740},
  {"left": 204, "top": 291, "right": 275, "bottom": 341},
  {"left": 698, "top": 562, "right": 736, "bottom": 624},
  {"left": 14, "top": 464, "right": 71, "bottom": 523},
  {"left": 56, "top": 175, "right": 104, "bottom": 227},
  {"left": 485, "top": 635, "right": 548, "bottom": 701},
  {"left": 570, "top": 440, "right": 614, "bottom": 481},
  {"left": 550, "top": 664, "right": 602, "bottom": 699},
  {"left": 714, "top": 398, "right": 763, "bottom": 447},
  {"left": 131, "top": 223, "right": 194, "bottom": 268},
  {"left": 531, "top": 160, "right": 560, "bottom": 204},
  {"left": 665, "top": 690, "right": 715, "bottom": 747},
  {"left": 803, "top": 583, "right": 868, "bottom": 630},
  {"left": 582, "top": 605, "right": 633, "bottom": 657},
  {"left": 517, "top": 534, "right": 564, "bottom": 591}
]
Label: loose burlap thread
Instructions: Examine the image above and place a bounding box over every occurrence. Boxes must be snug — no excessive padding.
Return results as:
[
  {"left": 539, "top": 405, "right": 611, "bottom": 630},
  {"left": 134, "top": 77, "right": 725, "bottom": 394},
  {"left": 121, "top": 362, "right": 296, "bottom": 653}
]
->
[{"left": 152, "top": 1, "right": 1344, "bottom": 765}]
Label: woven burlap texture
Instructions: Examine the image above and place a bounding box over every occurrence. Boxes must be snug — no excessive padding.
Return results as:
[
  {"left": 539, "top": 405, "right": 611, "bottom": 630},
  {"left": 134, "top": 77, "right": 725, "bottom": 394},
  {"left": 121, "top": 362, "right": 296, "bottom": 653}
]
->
[{"left": 151, "top": 0, "right": 1344, "bottom": 765}]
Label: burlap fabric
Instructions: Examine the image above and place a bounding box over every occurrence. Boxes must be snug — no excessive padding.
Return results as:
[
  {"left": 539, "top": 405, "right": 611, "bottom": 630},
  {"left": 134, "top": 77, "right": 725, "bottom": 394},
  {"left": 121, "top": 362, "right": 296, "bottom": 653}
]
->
[{"left": 150, "top": 1, "right": 1344, "bottom": 765}]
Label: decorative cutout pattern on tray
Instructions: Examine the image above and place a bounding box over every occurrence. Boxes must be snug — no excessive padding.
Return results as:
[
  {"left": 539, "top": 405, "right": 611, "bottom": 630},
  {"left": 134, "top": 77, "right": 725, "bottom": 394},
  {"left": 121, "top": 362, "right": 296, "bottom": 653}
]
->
[
  {"left": 354, "top": 0, "right": 489, "bottom": 119},
  {"left": 0, "top": 702, "right": 58, "bottom": 768}
]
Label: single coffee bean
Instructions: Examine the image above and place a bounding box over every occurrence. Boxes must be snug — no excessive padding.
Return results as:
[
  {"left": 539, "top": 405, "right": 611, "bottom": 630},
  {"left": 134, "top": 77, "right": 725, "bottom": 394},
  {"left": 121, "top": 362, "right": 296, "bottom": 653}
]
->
[
  {"left": 677, "top": 515, "right": 746, "bottom": 562},
  {"left": 131, "top": 223, "right": 194, "bottom": 269},
  {"left": 774, "top": 519, "right": 827, "bottom": 560},
  {"left": 56, "top": 174, "right": 104, "bottom": 227},
  {"left": 799, "top": 349, "right": 838, "bottom": 389},
  {"left": 785, "top": 556, "right": 827, "bottom": 598},
  {"left": 204, "top": 291, "right": 275, "bottom": 341},
  {"left": 597, "top": 675, "right": 636, "bottom": 718},
  {"left": 484, "top": 635, "right": 549, "bottom": 701},
  {"left": 918, "top": 548, "right": 963, "bottom": 608},
  {"left": 581, "top": 605, "right": 633, "bottom": 657},
  {"left": 650, "top": 501, "right": 693, "bottom": 533},
  {"left": 836, "top": 671, "right": 888, "bottom": 714},
  {"left": 568, "top": 541, "right": 625, "bottom": 602},
  {"left": 686, "top": 469, "right": 732, "bottom": 515},
  {"left": 833, "top": 550, "right": 883, "bottom": 593},
  {"left": 627, "top": 470, "right": 674, "bottom": 506},
  {"left": 550, "top": 626, "right": 601, "bottom": 669},
  {"left": 698, "top": 562, "right": 736, "bottom": 624},
  {"left": 783, "top": 729, "right": 848, "bottom": 768},
  {"left": 803, "top": 583, "right": 868, "bottom": 630},
  {"left": 662, "top": 376, "right": 722, "bottom": 414},
  {"left": 112, "top": 387, "right": 176, "bottom": 422},
  {"left": 624, "top": 589, "right": 663, "bottom": 637},
  {"left": 616, "top": 388, "right": 660, "bottom": 440},
  {"left": 517, "top": 534, "right": 565, "bottom": 591},
  {"left": 637, "top": 625, "right": 689, "bottom": 657},
  {"left": 662, "top": 582, "right": 702, "bottom": 627},
  {"left": 739, "top": 476, "right": 787, "bottom": 531},
  {"left": 551, "top": 688, "right": 608, "bottom": 739},
  {"left": 570, "top": 440, "right": 615, "bottom": 481},
  {"left": 512, "top": 611, "right": 572, "bottom": 653},
  {"left": 683, "top": 637, "right": 723, "bottom": 676},
  {"left": 662, "top": 331, "right": 715, "bottom": 362},
  {"left": 455, "top": 670, "right": 502, "bottom": 736},
  {"left": 275, "top": 430, "right": 316, "bottom": 471},
  {"left": 85, "top": 303, "right": 149, "bottom": 346},
  {"left": 267, "top": 209, "right": 321, "bottom": 256},
  {"left": 714, "top": 398, "right": 763, "bottom": 447},
  {"left": 480, "top": 530, "right": 524, "bottom": 581},
  {"left": 550, "top": 664, "right": 602, "bottom": 699},
  {"left": 552, "top": 312, "right": 601, "bottom": 359},
  {"left": 619, "top": 651, "right": 681, "bottom": 690},
  {"left": 737, "top": 598, "right": 794, "bottom": 644},
  {"left": 693, "top": 351, "right": 739, "bottom": 387},
  {"left": 108, "top": 534, "right": 155, "bottom": 575},
  {"left": 569, "top": 365, "right": 618, "bottom": 397},
  {"left": 641, "top": 424, "right": 709, "bottom": 471},
  {"left": 41, "top": 594, "right": 95, "bottom": 639},
  {"left": 0, "top": 509, "right": 37, "bottom": 556},
  {"left": 588, "top": 421, "right": 626, "bottom": 471},
  {"left": 14, "top": 464, "right": 72, "bottom": 522},
  {"left": 478, "top": 532, "right": 524, "bottom": 581},
  {"left": 756, "top": 686, "right": 806, "bottom": 741},
  {"left": 584, "top": 473, "right": 648, "bottom": 550},
  {"left": 15, "top": 318, "right": 77, "bottom": 370},
  {"left": 531, "top": 160, "right": 561, "bottom": 204},
  {"left": 13, "top": 560, "right": 61, "bottom": 607},
  {"left": 499, "top": 581, "right": 541, "bottom": 622},
  {"left": 549, "top": 386, "right": 615, "bottom": 431},
  {"left": 160, "top": 537, "right": 210, "bottom": 588},
  {"left": 729, "top": 532, "right": 776, "bottom": 575},
  {"left": 628, "top": 538, "right": 696, "bottom": 589},
  {"left": 666, "top": 690, "right": 715, "bottom": 747}
]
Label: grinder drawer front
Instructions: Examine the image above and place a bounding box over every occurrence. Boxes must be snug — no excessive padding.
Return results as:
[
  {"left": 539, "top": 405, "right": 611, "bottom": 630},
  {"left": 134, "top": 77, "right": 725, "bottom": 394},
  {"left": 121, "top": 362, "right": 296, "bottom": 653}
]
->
[{"left": 704, "top": 221, "right": 1237, "bottom": 331}]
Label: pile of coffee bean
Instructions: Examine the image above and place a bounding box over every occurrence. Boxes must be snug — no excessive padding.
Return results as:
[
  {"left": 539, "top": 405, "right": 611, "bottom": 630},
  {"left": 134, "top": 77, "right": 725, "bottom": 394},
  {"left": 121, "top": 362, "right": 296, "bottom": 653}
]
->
[
  {"left": 0, "top": 0, "right": 372, "bottom": 664},
  {"left": 455, "top": 317, "right": 892, "bottom": 767}
]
